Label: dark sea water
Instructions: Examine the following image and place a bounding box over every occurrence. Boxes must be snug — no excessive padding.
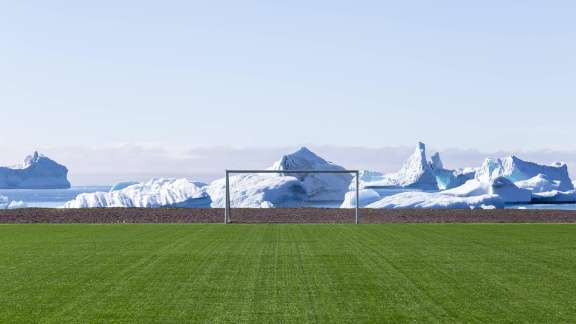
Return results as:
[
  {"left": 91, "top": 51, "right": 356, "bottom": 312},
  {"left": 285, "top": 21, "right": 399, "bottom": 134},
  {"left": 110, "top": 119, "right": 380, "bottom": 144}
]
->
[{"left": 0, "top": 186, "right": 111, "bottom": 208}]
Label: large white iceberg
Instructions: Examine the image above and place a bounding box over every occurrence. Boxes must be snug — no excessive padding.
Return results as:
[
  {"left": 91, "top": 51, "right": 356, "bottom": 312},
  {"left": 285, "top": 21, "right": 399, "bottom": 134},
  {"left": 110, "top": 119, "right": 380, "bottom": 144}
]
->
[
  {"left": 365, "top": 191, "right": 505, "bottom": 209},
  {"left": 442, "top": 177, "right": 532, "bottom": 203},
  {"left": 62, "top": 178, "right": 210, "bottom": 208},
  {"left": 0, "top": 152, "right": 70, "bottom": 189},
  {"left": 207, "top": 173, "right": 307, "bottom": 208},
  {"left": 207, "top": 147, "right": 352, "bottom": 208},
  {"left": 428, "top": 152, "right": 476, "bottom": 190},
  {"left": 361, "top": 142, "right": 438, "bottom": 190},
  {"left": 475, "top": 156, "right": 573, "bottom": 191},
  {"left": 0, "top": 195, "right": 27, "bottom": 209},
  {"left": 270, "top": 147, "right": 352, "bottom": 201}
]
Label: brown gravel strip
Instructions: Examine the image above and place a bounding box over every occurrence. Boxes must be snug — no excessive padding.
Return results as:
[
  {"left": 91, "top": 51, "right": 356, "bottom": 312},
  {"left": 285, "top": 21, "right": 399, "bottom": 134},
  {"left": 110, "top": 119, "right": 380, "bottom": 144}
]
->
[{"left": 1, "top": 208, "right": 576, "bottom": 223}]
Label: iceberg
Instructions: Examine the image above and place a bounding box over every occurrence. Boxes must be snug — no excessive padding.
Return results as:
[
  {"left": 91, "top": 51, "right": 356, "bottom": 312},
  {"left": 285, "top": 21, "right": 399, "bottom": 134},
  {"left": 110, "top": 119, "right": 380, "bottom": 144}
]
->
[
  {"left": 428, "top": 152, "right": 475, "bottom": 190},
  {"left": 514, "top": 174, "right": 564, "bottom": 193},
  {"left": 442, "top": 177, "right": 532, "bottom": 203},
  {"left": 0, "top": 195, "right": 27, "bottom": 209},
  {"left": 365, "top": 191, "right": 505, "bottom": 209},
  {"left": 207, "top": 147, "right": 352, "bottom": 208},
  {"left": 270, "top": 147, "right": 353, "bottom": 201},
  {"left": 62, "top": 178, "right": 210, "bottom": 208},
  {"left": 475, "top": 156, "right": 573, "bottom": 191},
  {"left": 362, "top": 142, "right": 438, "bottom": 190},
  {"left": 0, "top": 152, "right": 70, "bottom": 189},
  {"left": 207, "top": 173, "right": 307, "bottom": 208}
]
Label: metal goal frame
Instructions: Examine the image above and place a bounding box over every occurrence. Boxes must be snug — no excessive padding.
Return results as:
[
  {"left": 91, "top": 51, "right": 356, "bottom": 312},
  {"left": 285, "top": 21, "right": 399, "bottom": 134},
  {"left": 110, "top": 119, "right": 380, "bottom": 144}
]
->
[{"left": 224, "top": 169, "right": 360, "bottom": 224}]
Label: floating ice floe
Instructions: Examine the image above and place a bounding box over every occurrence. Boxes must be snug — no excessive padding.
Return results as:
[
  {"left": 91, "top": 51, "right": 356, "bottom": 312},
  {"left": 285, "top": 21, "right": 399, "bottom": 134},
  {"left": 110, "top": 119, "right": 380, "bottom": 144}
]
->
[
  {"left": 0, "top": 195, "right": 27, "bottom": 209},
  {"left": 61, "top": 178, "right": 210, "bottom": 208},
  {"left": 365, "top": 191, "right": 505, "bottom": 209},
  {"left": 0, "top": 151, "right": 70, "bottom": 189}
]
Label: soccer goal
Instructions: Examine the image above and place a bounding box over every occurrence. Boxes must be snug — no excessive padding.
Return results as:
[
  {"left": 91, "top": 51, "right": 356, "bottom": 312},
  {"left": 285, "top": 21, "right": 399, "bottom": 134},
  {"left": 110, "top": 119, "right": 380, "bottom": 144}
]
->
[{"left": 223, "top": 169, "right": 360, "bottom": 224}]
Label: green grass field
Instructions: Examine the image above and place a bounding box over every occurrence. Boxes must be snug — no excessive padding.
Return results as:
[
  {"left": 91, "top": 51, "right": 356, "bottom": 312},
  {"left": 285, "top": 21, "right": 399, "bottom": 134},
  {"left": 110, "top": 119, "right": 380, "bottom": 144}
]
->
[{"left": 1, "top": 223, "right": 575, "bottom": 322}]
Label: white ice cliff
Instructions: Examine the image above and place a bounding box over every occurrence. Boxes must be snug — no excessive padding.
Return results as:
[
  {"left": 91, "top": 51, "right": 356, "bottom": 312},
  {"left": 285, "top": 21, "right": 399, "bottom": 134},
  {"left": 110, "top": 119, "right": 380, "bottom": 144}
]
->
[{"left": 0, "top": 152, "right": 70, "bottom": 189}]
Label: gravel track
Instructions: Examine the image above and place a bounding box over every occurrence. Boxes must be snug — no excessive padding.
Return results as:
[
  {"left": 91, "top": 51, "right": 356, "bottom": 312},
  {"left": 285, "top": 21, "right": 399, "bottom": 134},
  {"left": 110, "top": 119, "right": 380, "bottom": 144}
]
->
[{"left": 1, "top": 208, "right": 576, "bottom": 223}]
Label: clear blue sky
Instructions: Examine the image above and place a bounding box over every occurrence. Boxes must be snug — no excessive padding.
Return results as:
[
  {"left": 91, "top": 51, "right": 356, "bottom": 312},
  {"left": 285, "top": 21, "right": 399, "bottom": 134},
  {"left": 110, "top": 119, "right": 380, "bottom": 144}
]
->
[{"left": 1, "top": 1, "right": 575, "bottom": 184}]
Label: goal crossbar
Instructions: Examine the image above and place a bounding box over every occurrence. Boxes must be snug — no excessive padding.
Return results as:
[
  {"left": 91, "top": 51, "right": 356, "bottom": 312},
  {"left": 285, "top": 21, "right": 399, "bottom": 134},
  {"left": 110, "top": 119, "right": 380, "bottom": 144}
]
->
[{"left": 224, "top": 169, "right": 360, "bottom": 224}]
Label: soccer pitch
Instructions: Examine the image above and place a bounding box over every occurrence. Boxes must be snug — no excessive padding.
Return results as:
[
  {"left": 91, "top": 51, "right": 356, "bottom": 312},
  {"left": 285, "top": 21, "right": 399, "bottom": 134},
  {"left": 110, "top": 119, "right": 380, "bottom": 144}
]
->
[{"left": 1, "top": 224, "right": 575, "bottom": 322}]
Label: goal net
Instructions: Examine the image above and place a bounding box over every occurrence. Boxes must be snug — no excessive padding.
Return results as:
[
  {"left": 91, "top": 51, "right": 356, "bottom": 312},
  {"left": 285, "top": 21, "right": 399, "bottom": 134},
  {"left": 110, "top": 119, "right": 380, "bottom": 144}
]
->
[{"left": 219, "top": 170, "right": 360, "bottom": 224}]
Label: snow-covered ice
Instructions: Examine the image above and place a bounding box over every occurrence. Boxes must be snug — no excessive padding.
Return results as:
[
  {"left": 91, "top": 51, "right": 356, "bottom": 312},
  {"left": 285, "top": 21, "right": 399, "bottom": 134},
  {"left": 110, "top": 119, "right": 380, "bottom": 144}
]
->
[
  {"left": 207, "top": 173, "right": 307, "bottom": 208},
  {"left": 109, "top": 181, "right": 140, "bottom": 192},
  {"left": 207, "top": 147, "right": 352, "bottom": 208},
  {"left": 365, "top": 191, "right": 505, "bottom": 209},
  {"left": 514, "top": 174, "right": 564, "bottom": 193},
  {"left": 270, "top": 147, "right": 352, "bottom": 201},
  {"left": 442, "top": 177, "right": 532, "bottom": 203},
  {"left": 361, "top": 142, "right": 438, "bottom": 190},
  {"left": 475, "top": 156, "right": 573, "bottom": 191},
  {"left": 340, "top": 189, "right": 381, "bottom": 208},
  {"left": 0, "top": 152, "right": 70, "bottom": 189},
  {"left": 62, "top": 178, "right": 210, "bottom": 208}
]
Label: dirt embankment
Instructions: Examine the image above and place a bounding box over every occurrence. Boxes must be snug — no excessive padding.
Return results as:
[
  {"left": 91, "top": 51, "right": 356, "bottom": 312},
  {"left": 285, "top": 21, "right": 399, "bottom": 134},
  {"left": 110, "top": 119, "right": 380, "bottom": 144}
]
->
[{"left": 1, "top": 208, "right": 575, "bottom": 223}]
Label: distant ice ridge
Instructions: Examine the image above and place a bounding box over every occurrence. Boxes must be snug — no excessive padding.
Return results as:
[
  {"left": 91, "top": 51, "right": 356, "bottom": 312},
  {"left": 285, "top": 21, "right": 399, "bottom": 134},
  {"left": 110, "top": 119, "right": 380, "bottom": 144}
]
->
[
  {"left": 0, "top": 152, "right": 70, "bottom": 189},
  {"left": 0, "top": 195, "right": 27, "bottom": 209},
  {"left": 61, "top": 178, "right": 210, "bottom": 208},
  {"left": 360, "top": 143, "right": 438, "bottom": 190}
]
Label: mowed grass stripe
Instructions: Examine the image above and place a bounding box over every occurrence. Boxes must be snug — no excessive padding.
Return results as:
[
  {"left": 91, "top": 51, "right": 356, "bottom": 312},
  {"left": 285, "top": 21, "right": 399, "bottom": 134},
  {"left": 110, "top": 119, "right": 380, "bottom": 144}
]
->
[{"left": 0, "top": 224, "right": 575, "bottom": 322}]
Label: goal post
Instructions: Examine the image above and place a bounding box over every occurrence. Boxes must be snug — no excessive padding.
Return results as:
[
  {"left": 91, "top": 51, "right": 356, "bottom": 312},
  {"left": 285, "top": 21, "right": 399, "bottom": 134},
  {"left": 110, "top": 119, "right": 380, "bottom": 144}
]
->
[{"left": 224, "top": 169, "right": 360, "bottom": 224}]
